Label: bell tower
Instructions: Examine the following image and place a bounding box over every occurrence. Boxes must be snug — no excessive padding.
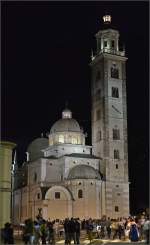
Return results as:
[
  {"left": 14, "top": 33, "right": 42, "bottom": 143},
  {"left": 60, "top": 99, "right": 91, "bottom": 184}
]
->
[{"left": 90, "top": 15, "right": 129, "bottom": 218}]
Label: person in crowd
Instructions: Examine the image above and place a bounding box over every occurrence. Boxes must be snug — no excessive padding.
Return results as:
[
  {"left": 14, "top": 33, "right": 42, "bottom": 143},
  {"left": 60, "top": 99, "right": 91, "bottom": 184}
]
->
[
  {"left": 96, "top": 224, "right": 101, "bottom": 238},
  {"left": 58, "top": 221, "right": 64, "bottom": 238},
  {"left": 138, "top": 215, "right": 146, "bottom": 241},
  {"left": 46, "top": 221, "right": 55, "bottom": 245},
  {"left": 64, "top": 218, "right": 70, "bottom": 245},
  {"left": 129, "top": 219, "right": 139, "bottom": 242},
  {"left": 74, "top": 218, "right": 80, "bottom": 245},
  {"left": 143, "top": 216, "right": 150, "bottom": 244},
  {"left": 106, "top": 217, "right": 111, "bottom": 239},
  {"left": 118, "top": 218, "right": 125, "bottom": 240},
  {"left": 68, "top": 218, "right": 76, "bottom": 244},
  {"left": 23, "top": 219, "right": 30, "bottom": 244},
  {"left": 99, "top": 220, "right": 105, "bottom": 239},
  {"left": 112, "top": 219, "right": 119, "bottom": 239},
  {"left": 36, "top": 215, "right": 43, "bottom": 226},
  {"left": 33, "top": 221, "right": 41, "bottom": 245},
  {"left": 40, "top": 220, "right": 47, "bottom": 244},
  {"left": 2, "top": 222, "right": 14, "bottom": 244},
  {"left": 86, "top": 219, "right": 94, "bottom": 243},
  {"left": 81, "top": 219, "right": 86, "bottom": 230},
  {"left": 124, "top": 218, "right": 131, "bottom": 240},
  {"left": 23, "top": 218, "right": 34, "bottom": 244},
  {"left": 124, "top": 218, "right": 128, "bottom": 230},
  {"left": 53, "top": 219, "right": 59, "bottom": 239}
]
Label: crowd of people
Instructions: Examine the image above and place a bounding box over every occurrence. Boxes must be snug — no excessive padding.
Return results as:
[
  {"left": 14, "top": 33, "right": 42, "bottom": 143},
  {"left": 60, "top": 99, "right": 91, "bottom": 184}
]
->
[
  {"left": 81, "top": 216, "right": 150, "bottom": 244},
  {"left": 1, "top": 214, "right": 150, "bottom": 244},
  {"left": 21, "top": 216, "right": 81, "bottom": 245}
]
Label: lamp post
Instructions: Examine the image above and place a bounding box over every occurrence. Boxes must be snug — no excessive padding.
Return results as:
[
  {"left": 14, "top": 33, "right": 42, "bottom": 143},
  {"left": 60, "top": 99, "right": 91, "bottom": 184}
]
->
[{"left": 11, "top": 163, "right": 15, "bottom": 224}]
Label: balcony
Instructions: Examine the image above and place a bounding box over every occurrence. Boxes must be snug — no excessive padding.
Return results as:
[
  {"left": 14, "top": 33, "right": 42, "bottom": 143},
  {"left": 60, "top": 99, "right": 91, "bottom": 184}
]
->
[{"left": 92, "top": 48, "right": 125, "bottom": 61}]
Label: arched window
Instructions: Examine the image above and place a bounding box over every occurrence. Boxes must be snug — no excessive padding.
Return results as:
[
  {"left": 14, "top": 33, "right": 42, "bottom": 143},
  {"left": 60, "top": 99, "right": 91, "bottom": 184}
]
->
[
  {"left": 111, "top": 64, "right": 119, "bottom": 79},
  {"left": 111, "top": 40, "right": 115, "bottom": 48},
  {"left": 72, "top": 137, "right": 77, "bottom": 144},
  {"left": 37, "top": 193, "right": 40, "bottom": 199},
  {"left": 114, "top": 150, "right": 120, "bottom": 159},
  {"left": 55, "top": 192, "right": 60, "bottom": 199},
  {"left": 78, "top": 189, "right": 83, "bottom": 198},
  {"left": 77, "top": 136, "right": 81, "bottom": 144},
  {"left": 58, "top": 135, "right": 64, "bottom": 143},
  {"left": 49, "top": 138, "right": 53, "bottom": 145},
  {"left": 115, "top": 206, "right": 119, "bottom": 212},
  {"left": 113, "top": 129, "right": 120, "bottom": 140},
  {"left": 104, "top": 40, "right": 107, "bottom": 47},
  {"left": 112, "top": 87, "right": 119, "bottom": 98}
]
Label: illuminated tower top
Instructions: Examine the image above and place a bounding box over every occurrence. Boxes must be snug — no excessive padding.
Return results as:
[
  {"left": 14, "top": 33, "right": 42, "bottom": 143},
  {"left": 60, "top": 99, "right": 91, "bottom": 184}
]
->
[
  {"left": 91, "top": 15, "right": 125, "bottom": 59},
  {"left": 103, "top": 14, "right": 112, "bottom": 24}
]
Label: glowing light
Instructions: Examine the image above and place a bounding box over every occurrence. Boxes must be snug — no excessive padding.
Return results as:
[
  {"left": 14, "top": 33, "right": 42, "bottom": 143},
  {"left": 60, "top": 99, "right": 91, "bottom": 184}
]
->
[
  {"left": 103, "top": 15, "right": 111, "bottom": 24},
  {"left": 72, "top": 137, "right": 77, "bottom": 144},
  {"left": 58, "top": 135, "right": 64, "bottom": 143}
]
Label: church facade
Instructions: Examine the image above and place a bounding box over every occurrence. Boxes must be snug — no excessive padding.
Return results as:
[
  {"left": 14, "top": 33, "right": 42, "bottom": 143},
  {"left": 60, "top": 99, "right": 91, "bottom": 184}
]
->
[{"left": 13, "top": 15, "right": 129, "bottom": 223}]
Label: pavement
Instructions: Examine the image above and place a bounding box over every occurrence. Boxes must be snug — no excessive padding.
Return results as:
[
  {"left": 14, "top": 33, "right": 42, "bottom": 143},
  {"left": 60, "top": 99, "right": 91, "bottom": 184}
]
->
[
  {"left": 12, "top": 230, "right": 146, "bottom": 245},
  {"left": 12, "top": 228, "right": 147, "bottom": 245},
  {"left": 13, "top": 238, "right": 146, "bottom": 245}
]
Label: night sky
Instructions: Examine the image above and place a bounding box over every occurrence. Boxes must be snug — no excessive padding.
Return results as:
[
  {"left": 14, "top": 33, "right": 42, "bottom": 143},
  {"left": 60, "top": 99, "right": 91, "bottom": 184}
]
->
[{"left": 2, "top": 1, "right": 149, "bottom": 214}]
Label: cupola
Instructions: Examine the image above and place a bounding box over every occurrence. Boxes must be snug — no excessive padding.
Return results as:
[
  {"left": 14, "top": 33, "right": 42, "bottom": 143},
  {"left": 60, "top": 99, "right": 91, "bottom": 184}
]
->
[{"left": 49, "top": 108, "right": 86, "bottom": 146}]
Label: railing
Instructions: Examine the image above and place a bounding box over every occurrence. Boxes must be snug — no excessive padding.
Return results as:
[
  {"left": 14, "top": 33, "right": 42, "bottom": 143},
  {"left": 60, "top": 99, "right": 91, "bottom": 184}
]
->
[
  {"left": 101, "top": 48, "right": 125, "bottom": 56},
  {"left": 92, "top": 48, "right": 125, "bottom": 60}
]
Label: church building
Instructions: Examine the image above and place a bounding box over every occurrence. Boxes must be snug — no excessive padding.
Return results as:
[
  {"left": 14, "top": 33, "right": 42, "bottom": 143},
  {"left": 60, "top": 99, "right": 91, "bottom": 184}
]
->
[{"left": 13, "top": 15, "right": 129, "bottom": 223}]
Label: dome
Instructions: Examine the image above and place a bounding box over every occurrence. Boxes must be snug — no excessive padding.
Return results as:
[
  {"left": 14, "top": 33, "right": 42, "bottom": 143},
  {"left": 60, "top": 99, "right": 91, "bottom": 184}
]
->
[
  {"left": 50, "top": 118, "right": 81, "bottom": 134},
  {"left": 27, "top": 137, "right": 48, "bottom": 161},
  {"left": 68, "top": 165, "right": 101, "bottom": 180},
  {"left": 50, "top": 108, "right": 81, "bottom": 134},
  {"left": 49, "top": 107, "right": 85, "bottom": 146}
]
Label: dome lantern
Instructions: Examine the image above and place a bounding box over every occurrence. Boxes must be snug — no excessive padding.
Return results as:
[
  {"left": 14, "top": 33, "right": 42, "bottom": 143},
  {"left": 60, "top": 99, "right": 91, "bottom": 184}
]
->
[
  {"left": 103, "top": 14, "right": 111, "bottom": 24},
  {"left": 62, "top": 108, "right": 72, "bottom": 119}
]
